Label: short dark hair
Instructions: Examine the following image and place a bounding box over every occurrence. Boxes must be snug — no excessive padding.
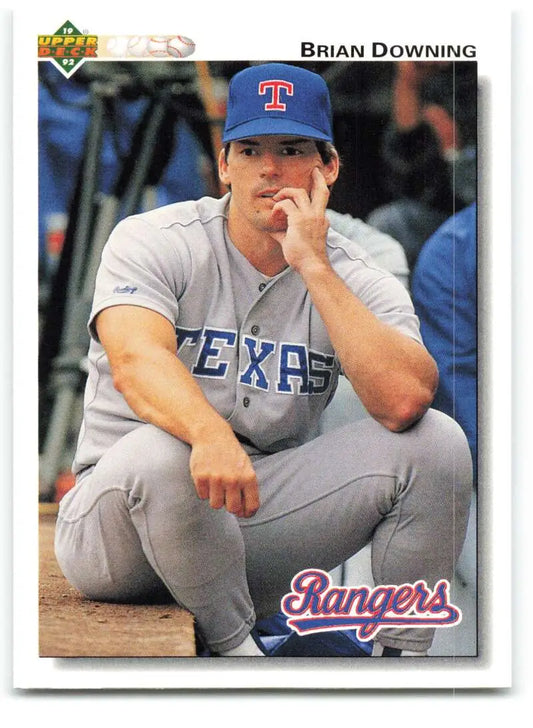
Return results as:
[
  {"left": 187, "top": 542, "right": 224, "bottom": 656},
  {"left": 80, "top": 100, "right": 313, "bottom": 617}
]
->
[{"left": 315, "top": 141, "right": 337, "bottom": 165}]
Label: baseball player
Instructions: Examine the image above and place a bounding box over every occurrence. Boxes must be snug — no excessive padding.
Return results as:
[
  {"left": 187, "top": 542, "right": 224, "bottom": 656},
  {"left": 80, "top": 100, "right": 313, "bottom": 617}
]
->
[{"left": 54, "top": 63, "right": 472, "bottom": 657}]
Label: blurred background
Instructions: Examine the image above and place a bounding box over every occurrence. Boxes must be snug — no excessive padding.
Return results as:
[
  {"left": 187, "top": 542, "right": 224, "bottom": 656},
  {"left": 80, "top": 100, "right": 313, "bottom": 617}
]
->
[{"left": 37, "top": 59, "right": 477, "bottom": 503}]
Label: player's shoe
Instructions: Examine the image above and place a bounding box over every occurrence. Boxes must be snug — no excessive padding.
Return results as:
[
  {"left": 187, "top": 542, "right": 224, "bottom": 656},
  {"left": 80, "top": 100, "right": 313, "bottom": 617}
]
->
[{"left": 381, "top": 646, "right": 402, "bottom": 656}]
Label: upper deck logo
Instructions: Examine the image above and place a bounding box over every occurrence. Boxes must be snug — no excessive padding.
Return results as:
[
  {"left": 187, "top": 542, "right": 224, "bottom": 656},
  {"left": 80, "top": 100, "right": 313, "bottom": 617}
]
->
[{"left": 38, "top": 21, "right": 98, "bottom": 78}]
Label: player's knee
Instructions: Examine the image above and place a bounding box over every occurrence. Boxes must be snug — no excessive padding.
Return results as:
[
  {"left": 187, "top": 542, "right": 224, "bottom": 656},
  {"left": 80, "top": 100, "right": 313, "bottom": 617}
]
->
[
  {"left": 133, "top": 428, "right": 192, "bottom": 490},
  {"left": 415, "top": 409, "right": 473, "bottom": 500},
  {"left": 94, "top": 424, "right": 193, "bottom": 498}
]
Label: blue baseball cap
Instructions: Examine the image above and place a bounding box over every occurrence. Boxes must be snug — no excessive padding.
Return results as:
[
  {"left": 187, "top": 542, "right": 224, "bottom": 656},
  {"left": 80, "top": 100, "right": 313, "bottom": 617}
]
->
[{"left": 222, "top": 63, "right": 334, "bottom": 143}]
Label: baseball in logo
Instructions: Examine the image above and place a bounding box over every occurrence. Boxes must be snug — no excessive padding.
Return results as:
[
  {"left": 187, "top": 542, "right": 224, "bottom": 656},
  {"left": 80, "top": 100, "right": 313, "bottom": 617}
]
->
[{"left": 258, "top": 80, "right": 294, "bottom": 111}]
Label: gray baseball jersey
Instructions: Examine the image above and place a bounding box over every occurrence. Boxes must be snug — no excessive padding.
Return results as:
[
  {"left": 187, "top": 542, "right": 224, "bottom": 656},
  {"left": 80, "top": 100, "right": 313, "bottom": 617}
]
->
[{"left": 72, "top": 193, "right": 422, "bottom": 474}]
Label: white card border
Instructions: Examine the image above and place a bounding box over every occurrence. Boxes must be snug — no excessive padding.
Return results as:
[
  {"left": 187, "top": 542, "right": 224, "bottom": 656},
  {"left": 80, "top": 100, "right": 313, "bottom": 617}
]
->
[{"left": 9, "top": 2, "right": 517, "bottom": 693}]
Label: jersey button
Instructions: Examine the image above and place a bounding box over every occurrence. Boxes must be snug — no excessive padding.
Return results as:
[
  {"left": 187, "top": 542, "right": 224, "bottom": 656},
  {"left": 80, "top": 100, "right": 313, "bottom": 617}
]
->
[
  {"left": 251, "top": 325, "right": 260, "bottom": 336},
  {"left": 258, "top": 282, "right": 267, "bottom": 292},
  {"left": 243, "top": 396, "right": 250, "bottom": 408}
]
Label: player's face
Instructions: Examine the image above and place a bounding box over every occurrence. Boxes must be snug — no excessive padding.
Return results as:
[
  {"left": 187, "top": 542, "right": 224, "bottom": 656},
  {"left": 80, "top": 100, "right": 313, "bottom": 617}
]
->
[{"left": 219, "top": 136, "right": 338, "bottom": 235}]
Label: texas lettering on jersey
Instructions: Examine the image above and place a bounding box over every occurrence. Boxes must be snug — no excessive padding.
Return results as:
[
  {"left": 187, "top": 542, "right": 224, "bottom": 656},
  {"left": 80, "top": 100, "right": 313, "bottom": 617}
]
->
[{"left": 176, "top": 325, "right": 335, "bottom": 395}]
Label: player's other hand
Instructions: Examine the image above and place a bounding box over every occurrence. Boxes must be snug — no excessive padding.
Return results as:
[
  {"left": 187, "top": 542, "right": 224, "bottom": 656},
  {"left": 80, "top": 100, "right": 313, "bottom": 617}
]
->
[{"left": 189, "top": 428, "right": 260, "bottom": 518}]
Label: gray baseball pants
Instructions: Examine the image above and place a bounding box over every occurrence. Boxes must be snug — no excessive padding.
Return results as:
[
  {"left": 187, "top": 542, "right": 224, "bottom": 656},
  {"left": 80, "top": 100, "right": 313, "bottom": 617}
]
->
[{"left": 54, "top": 408, "right": 472, "bottom": 654}]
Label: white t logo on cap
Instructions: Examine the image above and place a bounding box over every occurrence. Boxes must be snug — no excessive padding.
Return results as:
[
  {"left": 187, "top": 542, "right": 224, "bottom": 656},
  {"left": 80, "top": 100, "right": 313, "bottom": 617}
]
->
[{"left": 258, "top": 80, "right": 294, "bottom": 111}]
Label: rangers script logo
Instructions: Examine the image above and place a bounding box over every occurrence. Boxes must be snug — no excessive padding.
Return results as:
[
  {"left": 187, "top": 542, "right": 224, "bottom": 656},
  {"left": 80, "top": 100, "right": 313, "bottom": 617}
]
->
[{"left": 281, "top": 569, "right": 462, "bottom": 641}]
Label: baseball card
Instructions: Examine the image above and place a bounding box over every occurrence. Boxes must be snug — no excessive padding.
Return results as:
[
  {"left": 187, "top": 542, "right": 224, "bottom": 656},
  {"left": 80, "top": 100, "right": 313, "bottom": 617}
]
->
[{"left": 7, "top": 1, "right": 526, "bottom": 707}]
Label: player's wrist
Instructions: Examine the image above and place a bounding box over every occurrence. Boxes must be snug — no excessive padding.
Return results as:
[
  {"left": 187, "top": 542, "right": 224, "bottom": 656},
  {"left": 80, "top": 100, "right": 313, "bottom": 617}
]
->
[
  {"left": 294, "top": 253, "right": 332, "bottom": 280},
  {"left": 187, "top": 416, "right": 235, "bottom": 447}
]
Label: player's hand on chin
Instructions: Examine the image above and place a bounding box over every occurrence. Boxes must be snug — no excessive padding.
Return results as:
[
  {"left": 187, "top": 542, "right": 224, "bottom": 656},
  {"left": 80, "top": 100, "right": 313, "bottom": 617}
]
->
[
  {"left": 269, "top": 167, "right": 331, "bottom": 275},
  {"left": 189, "top": 428, "right": 260, "bottom": 519}
]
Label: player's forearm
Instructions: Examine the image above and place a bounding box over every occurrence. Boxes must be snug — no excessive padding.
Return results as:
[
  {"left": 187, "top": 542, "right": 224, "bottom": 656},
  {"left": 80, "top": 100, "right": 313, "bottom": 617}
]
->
[
  {"left": 298, "top": 261, "right": 438, "bottom": 431},
  {"left": 108, "top": 337, "right": 259, "bottom": 518},
  {"left": 111, "top": 346, "right": 234, "bottom": 446}
]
